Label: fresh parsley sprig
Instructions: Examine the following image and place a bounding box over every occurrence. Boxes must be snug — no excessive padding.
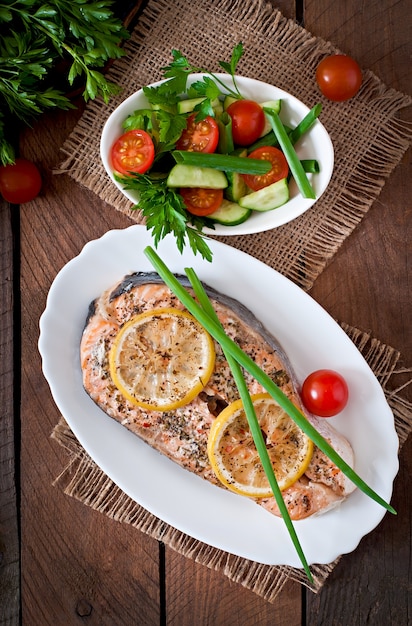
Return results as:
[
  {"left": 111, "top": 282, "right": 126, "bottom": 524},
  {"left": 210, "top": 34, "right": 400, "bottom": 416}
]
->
[
  {"left": 114, "top": 173, "right": 214, "bottom": 262},
  {"left": 0, "top": 0, "right": 129, "bottom": 164},
  {"left": 143, "top": 43, "right": 245, "bottom": 121}
]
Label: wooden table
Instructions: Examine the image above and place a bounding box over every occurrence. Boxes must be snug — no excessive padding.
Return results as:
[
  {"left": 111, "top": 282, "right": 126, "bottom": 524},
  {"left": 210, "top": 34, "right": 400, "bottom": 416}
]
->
[{"left": 1, "top": 1, "right": 410, "bottom": 624}]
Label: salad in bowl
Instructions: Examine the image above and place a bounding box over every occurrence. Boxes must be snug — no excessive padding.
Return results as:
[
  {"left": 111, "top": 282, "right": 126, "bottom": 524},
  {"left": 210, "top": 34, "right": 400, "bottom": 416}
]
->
[{"left": 100, "top": 44, "right": 334, "bottom": 261}]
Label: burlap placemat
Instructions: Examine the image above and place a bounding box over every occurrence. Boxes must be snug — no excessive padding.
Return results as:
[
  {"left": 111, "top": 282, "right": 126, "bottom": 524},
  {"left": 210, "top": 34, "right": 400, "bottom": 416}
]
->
[
  {"left": 57, "top": 0, "right": 412, "bottom": 290},
  {"left": 51, "top": 322, "right": 412, "bottom": 601},
  {"left": 52, "top": 0, "right": 412, "bottom": 602}
]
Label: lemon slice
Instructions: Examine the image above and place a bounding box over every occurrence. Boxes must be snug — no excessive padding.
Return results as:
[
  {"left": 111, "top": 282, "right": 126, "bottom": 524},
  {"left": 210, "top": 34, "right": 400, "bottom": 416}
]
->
[
  {"left": 109, "top": 308, "right": 215, "bottom": 411},
  {"left": 207, "top": 393, "right": 313, "bottom": 498}
]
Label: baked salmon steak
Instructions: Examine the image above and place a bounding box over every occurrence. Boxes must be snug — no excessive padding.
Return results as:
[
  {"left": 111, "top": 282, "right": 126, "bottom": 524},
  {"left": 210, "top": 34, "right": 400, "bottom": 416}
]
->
[{"left": 80, "top": 272, "right": 356, "bottom": 520}]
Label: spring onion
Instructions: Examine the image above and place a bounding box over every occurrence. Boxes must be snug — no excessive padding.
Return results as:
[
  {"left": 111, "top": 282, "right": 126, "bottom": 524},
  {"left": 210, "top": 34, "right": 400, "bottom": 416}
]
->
[
  {"left": 288, "top": 103, "right": 322, "bottom": 145},
  {"left": 301, "top": 159, "right": 320, "bottom": 174},
  {"left": 172, "top": 150, "right": 271, "bottom": 174},
  {"left": 217, "top": 112, "right": 235, "bottom": 154},
  {"left": 264, "top": 108, "right": 316, "bottom": 199},
  {"left": 185, "top": 267, "right": 313, "bottom": 581},
  {"left": 144, "top": 245, "right": 396, "bottom": 517}
]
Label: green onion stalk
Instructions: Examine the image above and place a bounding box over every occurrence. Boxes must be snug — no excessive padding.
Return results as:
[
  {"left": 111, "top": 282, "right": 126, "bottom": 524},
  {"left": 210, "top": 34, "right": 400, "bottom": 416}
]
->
[
  {"left": 144, "top": 245, "right": 396, "bottom": 578},
  {"left": 185, "top": 267, "right": 313, "bottom": 581}
]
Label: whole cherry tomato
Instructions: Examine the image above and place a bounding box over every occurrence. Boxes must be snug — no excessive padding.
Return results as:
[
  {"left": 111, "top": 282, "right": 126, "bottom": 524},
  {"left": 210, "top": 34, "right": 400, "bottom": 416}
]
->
[
  {"left": 301, "top": 369, "right": 349, "bottom": 417},
  {"left": 226, "top": 100, "right": 265, "bottom": 146},
  {"left": 316, "top": 55, "right": 362, "bottom": 102},
  {"left": 0, "top": 158, "right": 42, "bottom": 203}
]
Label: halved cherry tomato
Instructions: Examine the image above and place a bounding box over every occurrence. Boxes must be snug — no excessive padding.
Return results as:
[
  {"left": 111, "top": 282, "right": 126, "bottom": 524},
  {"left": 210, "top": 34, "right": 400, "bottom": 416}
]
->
[
  {"left": 316, "top": 55, "right": 362, "bottom": 102},
  {"left": 180, "top": 187, "right": 223, "bottom": 216},
  {"left": 0, "top": 158, "right": 42, "bottom": 203},
  {"left": 176, "top": 114, "right": 219, "bottom": 153},
  {"left": 301, "top": 369, "right": 349, "bottom": 418},
  {"left": 242, "top": 146, "right": 289, "bottom": 191},
  {"left": 226, "top": 99, "right": 265, "bottom": 146},
  {"left": 111, "top": 129, "right": 155, "bottom": 175}
]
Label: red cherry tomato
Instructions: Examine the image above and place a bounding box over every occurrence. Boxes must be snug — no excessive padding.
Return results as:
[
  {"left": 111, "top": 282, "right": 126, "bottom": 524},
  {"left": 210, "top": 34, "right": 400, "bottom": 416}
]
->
[
  {"left": 176, "top": 114, "right": 219, "bottom": 153},
  {"left": 180, "top": 187, "right": 223, "bottom": 216},
  {"left": 111, "top": 129, "right": 155, "bottom": 175},
  {"left": 242, "top": 146, "right": 289, "bottom": 191},
  {"left": 226, "top": 99, "right": 265, "bottom": 146},
  {"left": 301, "top": 369, "right": 349, "bottom": 417},
  {"left": 0, "top": 158, "right": 42, "bottom": 204},
  {"left": 316, "top": 55, "right": 362, "bottom": 102}
]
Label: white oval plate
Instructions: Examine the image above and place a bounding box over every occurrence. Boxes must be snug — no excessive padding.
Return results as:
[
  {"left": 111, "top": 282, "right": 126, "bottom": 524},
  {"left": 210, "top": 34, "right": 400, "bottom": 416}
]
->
[
  {"left": 39, "top": 226, "right": 398, "bottom": 567},
  {"left": 100, "top": 75, "right": 334, "bottom": 235}
]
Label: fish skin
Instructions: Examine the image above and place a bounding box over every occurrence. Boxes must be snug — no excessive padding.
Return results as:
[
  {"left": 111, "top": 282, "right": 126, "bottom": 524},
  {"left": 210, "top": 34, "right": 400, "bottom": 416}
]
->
[{"left": 80, "top": 272, "right": 356, "bottom": 520}]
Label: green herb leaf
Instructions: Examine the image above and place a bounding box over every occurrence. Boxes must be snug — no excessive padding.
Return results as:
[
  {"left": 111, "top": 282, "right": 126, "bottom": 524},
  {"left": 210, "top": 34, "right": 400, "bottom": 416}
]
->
[
  {"left": 0, "top": 0, "right": 130, "bottom": 165},
  {"left": 187, "top": 76, "right": 221, "bottom": 101},
  {"left": 113, "top": 173, "right": 213, "bottom": 261},
  {"left": 219, "top": 41, "right": 244, "bottom": 76},
  {"left": 159, "top": 49, "right": 194, "bottom": 94},
  {"left": 143, "top": 83, "right": 180, "bottom": 109}
]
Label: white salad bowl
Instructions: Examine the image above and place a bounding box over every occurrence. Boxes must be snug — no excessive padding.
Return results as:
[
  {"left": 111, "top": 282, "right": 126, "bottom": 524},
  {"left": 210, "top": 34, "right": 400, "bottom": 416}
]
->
[{"left": 100, "top": 74, "right": 334, "bottom": 235}]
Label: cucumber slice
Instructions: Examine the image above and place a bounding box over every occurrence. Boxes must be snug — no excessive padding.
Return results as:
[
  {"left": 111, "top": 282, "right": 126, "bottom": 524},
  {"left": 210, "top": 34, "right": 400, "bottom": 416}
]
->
[
  {"left": 177, "top": 98, "right": 205, "bottom": 114},
  {"left": 208, "top": 199, "right": 252, "bottom": 226},
  {"left": 261, "top": 99, "right": 281, "bottom": 114},
  {"left": 239, "top": 178, "right": 289, "bottom": 211},
  {"left": 225, "top": 149, "right": 247, "bottom": 201},
  {"left": 259, "top": 100, "right": 282, "bottom": 137},
  {"left": 151, "top": 102, "right": 177, "bottom": 114},
  {"left": 225, "top": 172, "right": 247, "bottom": 202},
  {"left": 223, "top": 95, "right": 238, "bottom": 110},
  {"left": 167, "top": 164, "right": 228, "bottom": 189},
  {"left": 177, "top": 97, "right": 222, "bottom": 115}
]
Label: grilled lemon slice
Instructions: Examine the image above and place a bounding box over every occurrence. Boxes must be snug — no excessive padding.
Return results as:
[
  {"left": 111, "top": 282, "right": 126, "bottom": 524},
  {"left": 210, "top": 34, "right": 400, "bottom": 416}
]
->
[
  {"left": 109, "top": 308, "right": 215, "bottom": 411},
  {"left": 207, "top": 393, "right": 313, "bottom": 498}
]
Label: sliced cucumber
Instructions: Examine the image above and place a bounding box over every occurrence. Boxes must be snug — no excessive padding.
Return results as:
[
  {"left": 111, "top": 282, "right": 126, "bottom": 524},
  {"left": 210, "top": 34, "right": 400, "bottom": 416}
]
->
[
  {"left": 177, "top": 97, "right": 221, "bottom": 115},
  {"left": 177, "top": 97, "right": 205, "bottom": 114},
  {"left": 225, "top": 148, "right": 247, "bottom": 201},
  {"left": 259, "top": 100, "right": 282, "bottom": 137},
  {"left": 151, "top": 102, "right": 177, "bottom": 114},
  {"left": 167, "top": 164, "right": 228, "bottom": 189},
  {"left": 261, "top": 99, "right": 281, "bottom": 114},
  {"left": 208, "top": 199, "right": 252, "bottom": 226},
  {"left": 225, "top": 172, "right": 247, "bottom": 202},
  {"left": 223, "top": 95, "right": 238, "bottom": 110},
  {"left": 239, "top": 178, "right": 289, "bottom": 211}
]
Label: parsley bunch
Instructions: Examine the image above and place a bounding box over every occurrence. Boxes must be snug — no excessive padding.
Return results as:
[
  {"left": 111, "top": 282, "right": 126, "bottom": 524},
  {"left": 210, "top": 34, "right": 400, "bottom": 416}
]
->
[
  {"left": 115, "top": 173, "right": 214, "bottom": 263},
  {"left": 0, "top": 0, "right": 129, "bottom": 165},
  {"left": 113, "top": 44, "right": 246, "bottom": 262},
  {"left": 144, "top": 43, "right": 244, "bottom": 121}
]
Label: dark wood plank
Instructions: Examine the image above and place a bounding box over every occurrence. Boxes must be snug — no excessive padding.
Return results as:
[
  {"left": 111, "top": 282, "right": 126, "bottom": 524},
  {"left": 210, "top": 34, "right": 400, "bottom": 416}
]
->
[
  {"left": 0, "top": 199, "right": 20, "bottom": 624},
  {"left": 305, "top": 0, "right": 411, "bottom": 623},
  {"left": 19, "top": 106, "right": 161, "bottom": 625},
  {"left": 166, "top": 549, "right": 301, "bottom": 626},
  {"left": 13, "top": 0, "right": 411, "bottom": 624}
]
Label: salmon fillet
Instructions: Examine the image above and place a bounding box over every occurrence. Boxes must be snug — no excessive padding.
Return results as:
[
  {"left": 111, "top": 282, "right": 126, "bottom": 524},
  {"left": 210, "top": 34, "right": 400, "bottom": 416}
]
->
[{"left": 80, "top": 272, "right": 356, "bottom": 520}]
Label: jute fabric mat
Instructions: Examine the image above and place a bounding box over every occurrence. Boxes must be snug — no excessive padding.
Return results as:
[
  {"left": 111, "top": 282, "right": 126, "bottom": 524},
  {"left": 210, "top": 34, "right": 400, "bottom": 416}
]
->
[
  {"left": 52, "top": 322, "right": 412, "bottom": 601},
  {"left": 57, "top": 0, "right": 412, "bottom": 290},
  {"left": 53, "top": 0, "right": 412, "bottom": 602}
]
